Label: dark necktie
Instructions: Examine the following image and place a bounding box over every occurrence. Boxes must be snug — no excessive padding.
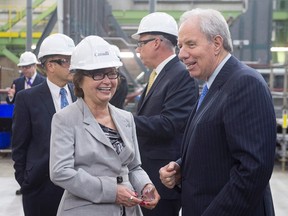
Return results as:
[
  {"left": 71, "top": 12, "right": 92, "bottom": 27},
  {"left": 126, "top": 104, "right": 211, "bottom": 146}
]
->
[
  {"left": 197, "top": 84, "right": 208, "bottom": 110},
  {"left": 60, "top": 88, "right": 69, "bottom": 109},
  {"left": 26, "top": 78, "right": 32, "bottom": 88}
]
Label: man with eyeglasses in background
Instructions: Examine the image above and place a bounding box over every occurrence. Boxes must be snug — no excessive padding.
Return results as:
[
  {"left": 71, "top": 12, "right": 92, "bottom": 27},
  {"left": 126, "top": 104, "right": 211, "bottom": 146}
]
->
[
  {"left": 132, "top": 12, "right": 199, "bottom": 216},
  {"left": 6, "top": 51, "right": 45, "bottom": 104},
  {"left": 11, "top": 33, "right": 76, "bottom": 216}
]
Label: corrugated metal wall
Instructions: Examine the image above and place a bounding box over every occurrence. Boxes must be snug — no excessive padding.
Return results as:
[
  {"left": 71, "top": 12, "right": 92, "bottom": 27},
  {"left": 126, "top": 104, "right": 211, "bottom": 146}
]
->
[
  {"left": 62, "top": 0, "right": 111, "bottom": 44},
  {"left": 230, "top": 0, "right": 273, "bottom": 64}
]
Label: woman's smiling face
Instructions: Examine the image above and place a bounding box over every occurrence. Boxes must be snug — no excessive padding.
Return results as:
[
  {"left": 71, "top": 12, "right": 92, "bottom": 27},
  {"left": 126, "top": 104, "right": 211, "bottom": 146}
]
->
[{"left": 80, "top": 68, "right": 119, "bottom": 105}]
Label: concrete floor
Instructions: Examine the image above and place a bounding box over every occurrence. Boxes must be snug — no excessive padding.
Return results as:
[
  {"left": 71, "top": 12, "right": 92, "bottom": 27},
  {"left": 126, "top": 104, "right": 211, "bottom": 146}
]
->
[{"left": 0, "top": 154, "right": 287, "bottom": 216}]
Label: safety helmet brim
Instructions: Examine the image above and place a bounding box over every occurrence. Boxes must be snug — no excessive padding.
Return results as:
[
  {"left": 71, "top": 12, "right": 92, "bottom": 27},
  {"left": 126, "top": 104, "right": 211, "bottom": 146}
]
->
[
  {"left": 70, "top": 61, "right": 123, "bottom": 71},
  {"left": 17, "top": 62, "right": 39, "bottom": 66}
]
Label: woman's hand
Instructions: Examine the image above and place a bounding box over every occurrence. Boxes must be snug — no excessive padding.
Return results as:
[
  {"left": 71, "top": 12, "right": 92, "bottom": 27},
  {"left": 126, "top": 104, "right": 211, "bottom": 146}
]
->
[
  {"left": 116, "top": 184, "right": 142, "bottom": 207},
  {"left": 140, "top": 184, "right": 160, "bottom": 210}
]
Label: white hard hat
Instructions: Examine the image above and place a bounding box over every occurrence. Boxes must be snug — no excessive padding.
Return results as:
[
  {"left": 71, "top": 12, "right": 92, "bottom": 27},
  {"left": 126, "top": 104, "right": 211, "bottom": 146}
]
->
[
  {"left": 132, "top": 12, "right": 178, "bottom": 40},
  {"left": 38, "top": 33, "right": 75, "bottom": 59},
  {"left": 17, "top": 51, "right": 39, "bottom": 66},
  {"left": 70, "top": 35, "right": 123, "bottom": 71},
  {"left": 110, "top": 44, "right": 121, "bottom": 58}
]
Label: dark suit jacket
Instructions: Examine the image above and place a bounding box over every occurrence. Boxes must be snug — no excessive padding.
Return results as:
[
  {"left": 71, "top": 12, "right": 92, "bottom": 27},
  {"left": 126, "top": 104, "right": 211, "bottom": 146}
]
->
[
  {"left": 110, "top": 71, "right": 128, "bottom": 109},
  {"left": 11, "top": 81, "right": 76, "bottom": 214},
  {"left": 180, "top": 56, "right": 276, "bottom": 216},
  {"left": 134, "top": 56, "right": 199, "bottom": 200},
  {"left": 6, "top": 72, "right": 46, "bottom": 104}
]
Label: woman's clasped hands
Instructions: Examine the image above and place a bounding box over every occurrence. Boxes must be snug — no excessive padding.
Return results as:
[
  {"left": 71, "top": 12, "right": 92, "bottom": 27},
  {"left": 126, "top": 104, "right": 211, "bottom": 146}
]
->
[{"left": 116, "top": 184, "right": 160, "bottom": 210}]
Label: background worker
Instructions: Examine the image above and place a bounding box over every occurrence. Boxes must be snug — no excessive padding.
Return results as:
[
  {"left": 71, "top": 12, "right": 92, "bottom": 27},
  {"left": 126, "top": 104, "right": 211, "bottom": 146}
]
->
[
  {"left": 6, "top": 51, "right": 45, "bottom": 104},
  {"left": 160, "top": 8, "right": 276, "bottom": 216},
  {"left": 12, "top": 33, "right": 76, "bottom": 216},
  {"left": 6, "top": 51, "right": 45, "bottom": 196},
  {"left": 132, "top": 12, "right": 199, "bottom": 216}
]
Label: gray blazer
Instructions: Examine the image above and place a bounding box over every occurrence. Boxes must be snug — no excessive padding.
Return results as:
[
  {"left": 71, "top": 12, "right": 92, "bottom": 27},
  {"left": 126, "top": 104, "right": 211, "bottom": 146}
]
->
[{"left": 50, "top": 98, "right": 151, "bottom": 216}]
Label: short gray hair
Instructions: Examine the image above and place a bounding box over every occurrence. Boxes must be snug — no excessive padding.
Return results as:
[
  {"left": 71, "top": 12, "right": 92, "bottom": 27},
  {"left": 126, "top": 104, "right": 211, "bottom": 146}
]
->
[{"left": 179, "top": 8, "right": 233, "bottom": 52}]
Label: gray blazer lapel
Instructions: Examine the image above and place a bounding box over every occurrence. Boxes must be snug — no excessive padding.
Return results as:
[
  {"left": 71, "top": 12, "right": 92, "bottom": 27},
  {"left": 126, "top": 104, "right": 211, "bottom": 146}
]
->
[
  {"left": 78, "top": 99, "right": 113, "bottom": 149},
  {"left": 109, "top": 104, "right": 134, "bottom": 162},
  {"left": 109, "top": 105, "right": 131, "bottom": 132}
]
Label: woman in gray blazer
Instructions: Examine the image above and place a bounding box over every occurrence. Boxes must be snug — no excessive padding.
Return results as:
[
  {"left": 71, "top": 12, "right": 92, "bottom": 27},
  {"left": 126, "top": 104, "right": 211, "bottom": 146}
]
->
[{"left": 50, "top": 36, "right": 160, "bottom": 216}]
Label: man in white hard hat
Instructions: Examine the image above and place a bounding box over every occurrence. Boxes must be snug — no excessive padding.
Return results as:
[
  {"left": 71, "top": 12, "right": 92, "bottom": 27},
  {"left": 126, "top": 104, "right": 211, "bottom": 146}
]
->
[
  {"left": 132, "top": 12, "right": 199, "bottom": 216},
  {"left": 11, "top": 33, "right": 77, "bottom": 216},
  {"left": 6, "top": 51, "right": 45, "bottom": 104}
]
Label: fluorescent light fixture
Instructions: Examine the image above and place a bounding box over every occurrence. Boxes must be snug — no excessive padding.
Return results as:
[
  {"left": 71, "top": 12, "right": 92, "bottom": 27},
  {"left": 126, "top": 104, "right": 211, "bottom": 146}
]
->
[
  {"left": 271, "top": 47, "right": 288, "bottom": 52},
  {"left": 233, "top": 40, "right": 249, "bottom": 46},
  {"left": 31, "top": 44, "right": 36, "bottom": 50},
  {"left": 119, "top": 52, "right": 140, "bottom": 59}
]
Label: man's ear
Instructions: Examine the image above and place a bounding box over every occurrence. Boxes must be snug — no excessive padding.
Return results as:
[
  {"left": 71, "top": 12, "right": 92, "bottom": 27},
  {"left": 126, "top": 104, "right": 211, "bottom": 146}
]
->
[{"left": 213, "top": 35, "right": 223, "bottom": 56}]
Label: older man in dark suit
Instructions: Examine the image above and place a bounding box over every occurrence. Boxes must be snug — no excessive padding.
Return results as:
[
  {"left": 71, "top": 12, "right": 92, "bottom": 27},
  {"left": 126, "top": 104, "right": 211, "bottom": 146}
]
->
[
  {"left": 160, "top": 8, "right": 276, "bottom": 216},
  {"left": 6, "top": 51, "right": 45, "bottom": 104},
  {"left": 132, "top": 12, "right": 199, "bottom": 216},
  {"left": 12, "top": 33, "right": 76, "bottom": 216}
]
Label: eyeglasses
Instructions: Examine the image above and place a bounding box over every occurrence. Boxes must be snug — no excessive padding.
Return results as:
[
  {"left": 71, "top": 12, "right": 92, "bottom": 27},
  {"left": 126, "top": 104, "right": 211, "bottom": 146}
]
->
[
  {"left": 49, "top": 59, "right": 71, "bottom": 67},
  {"left": 84, "top": 70, "right": 119, "bottom": 81},
  {"left": 136, "top": 38, "right": 157, "bottom": 47}
]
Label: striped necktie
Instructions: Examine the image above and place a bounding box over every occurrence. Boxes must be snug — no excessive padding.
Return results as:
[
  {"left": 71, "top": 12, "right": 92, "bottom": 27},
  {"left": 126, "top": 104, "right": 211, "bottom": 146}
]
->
[
  {"left": 60, "top": 88, "right": 69, "bottom": 109},
  {"left": 197, "top": 84, "right": 208, "bottom": 110},
  {"left": 26, "top": 78, "right": 32, "bottom": 88}
]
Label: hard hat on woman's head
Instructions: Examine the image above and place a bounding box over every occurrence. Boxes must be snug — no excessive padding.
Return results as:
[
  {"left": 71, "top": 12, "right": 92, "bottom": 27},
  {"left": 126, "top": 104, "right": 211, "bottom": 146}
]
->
[
  {"left": 69, "top": 36, "right": 122, "bottom": 71},
  {"left": 132, "top": 12, "right": 178, "bottom": 40},
  {"left": 17, "top": 51, "right": 39, "bottom": 66},
  {"left": 38, "top": 33, "right": 75, "bottom": 60},
  {"left": 110, "top": 44, "right": 121, "bottom": 59}
]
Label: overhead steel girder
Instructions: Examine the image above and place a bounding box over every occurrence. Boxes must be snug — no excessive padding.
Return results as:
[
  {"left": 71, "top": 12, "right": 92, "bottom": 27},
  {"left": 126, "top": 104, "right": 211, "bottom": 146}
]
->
[
  {"left": 0, "top": 37, "right": 39, "bottom": 46},
  {"left": 20, "top": 3, "right": 57, "bottom": 32},
  {"left": 0, "top": 0, "right": 45, "bottom": 32},
  {"left": 0, "top": 46, "right": 19, "bottom": 64}
]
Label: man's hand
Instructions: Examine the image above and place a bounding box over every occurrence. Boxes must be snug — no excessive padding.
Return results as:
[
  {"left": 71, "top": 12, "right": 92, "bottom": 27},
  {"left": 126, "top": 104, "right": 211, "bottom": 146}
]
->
[
  {"left": 7, "top": 84, "right": 16, "bottom": 99},
  {"left": 159, "top": 161, "right": 181, "bottom": 189}
]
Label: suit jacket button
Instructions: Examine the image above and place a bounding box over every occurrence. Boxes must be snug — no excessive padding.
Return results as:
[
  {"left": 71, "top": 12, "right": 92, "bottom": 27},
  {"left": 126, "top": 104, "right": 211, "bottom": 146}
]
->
[{"left": 117, "top": 176, "right": 123, "bottom": 184}]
